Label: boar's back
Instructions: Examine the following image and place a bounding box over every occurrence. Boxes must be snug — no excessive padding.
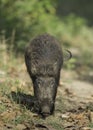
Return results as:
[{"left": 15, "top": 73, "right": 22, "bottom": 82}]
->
[{"left": 25, "top": 34, "right": 63, "bottom": 77}]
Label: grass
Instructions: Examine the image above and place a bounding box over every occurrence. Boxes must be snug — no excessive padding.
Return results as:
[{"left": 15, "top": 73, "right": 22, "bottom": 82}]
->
[
  {"left": 89, "top": 123, "right": 93, "bottom": 128},
  {"left": 0, "top": 78, "right": 64, "bottom": 129},
  {"left": 0, "top": 79, "right": 65, "bottom": 129},
  {"left": 0, "top": 45, "right": 65, "bottom": 130}
]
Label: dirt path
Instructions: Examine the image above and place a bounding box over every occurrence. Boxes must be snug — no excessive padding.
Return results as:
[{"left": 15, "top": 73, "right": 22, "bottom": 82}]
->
[
  {"left": 54, "top": 70, "right": 93, "bottom": 130},
  {"left": 60, "top": 70, "right": 93, "bottom": 102}
]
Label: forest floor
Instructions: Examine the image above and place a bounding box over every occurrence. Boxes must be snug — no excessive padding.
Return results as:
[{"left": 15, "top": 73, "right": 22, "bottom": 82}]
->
[{"left": 0, "top": 53, "right": 93, "bottom": 130}]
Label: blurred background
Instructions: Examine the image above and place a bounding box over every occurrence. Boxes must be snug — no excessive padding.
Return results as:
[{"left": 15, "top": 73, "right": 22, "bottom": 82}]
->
[
  {"left": 0, "top": 0, "right": 93, "bottom": 83},
  {"left": 0, "top": 1, "right": 93, "bottom": 129}
]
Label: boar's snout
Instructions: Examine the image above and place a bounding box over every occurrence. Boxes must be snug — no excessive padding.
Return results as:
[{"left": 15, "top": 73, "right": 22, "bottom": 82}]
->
[
  {"left": 41, "top": 105, "right": 50, "bottom": 117},
  {"left": 38, "top": 99, "right": 54, "bottom": 117}
]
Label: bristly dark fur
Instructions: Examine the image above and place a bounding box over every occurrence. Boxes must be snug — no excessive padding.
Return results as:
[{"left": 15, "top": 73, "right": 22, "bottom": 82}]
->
[{"left": 25, "top": 33, "right": 63, "bottom": 117}]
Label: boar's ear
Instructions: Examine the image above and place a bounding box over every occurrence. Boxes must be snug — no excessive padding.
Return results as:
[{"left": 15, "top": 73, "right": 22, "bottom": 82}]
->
[{"left": 63, "top": 49, "right": 72, "bottom": 61}]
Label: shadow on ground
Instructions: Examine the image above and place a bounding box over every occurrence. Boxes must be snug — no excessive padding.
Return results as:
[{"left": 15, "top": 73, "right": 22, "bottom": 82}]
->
[{"left": 11, "top": 91, "right": 36, "bottom": 111}]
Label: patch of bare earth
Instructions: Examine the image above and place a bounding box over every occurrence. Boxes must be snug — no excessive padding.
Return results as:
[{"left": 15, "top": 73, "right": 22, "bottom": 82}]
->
[{"left": 56, "top": 70, "right": 93, "bottom": 130}]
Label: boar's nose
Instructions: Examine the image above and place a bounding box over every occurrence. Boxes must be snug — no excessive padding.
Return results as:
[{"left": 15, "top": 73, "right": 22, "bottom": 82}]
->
[{"left": 41, "top": 106, "right": 50, "bottom": 117}]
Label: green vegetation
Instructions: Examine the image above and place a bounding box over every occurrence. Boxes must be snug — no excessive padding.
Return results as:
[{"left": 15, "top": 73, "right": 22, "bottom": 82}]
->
[{"left": 0, "top": 0, "right": 93, "bottom": 70}]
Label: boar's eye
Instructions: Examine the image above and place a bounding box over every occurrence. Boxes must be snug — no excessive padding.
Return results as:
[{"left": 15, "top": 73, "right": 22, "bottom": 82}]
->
[
  {"left": 38, "top": 100, "right": 42, "bottom": 104},
  {"left": 50, "top": 79, "right": 55, "bottom": 87},
  {"left": 36, "top": 78, "right": 42, "bottom": 86}
]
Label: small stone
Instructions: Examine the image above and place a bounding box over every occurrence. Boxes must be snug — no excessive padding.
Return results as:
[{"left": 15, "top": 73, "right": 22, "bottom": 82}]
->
[
  {"left": 61, "top": 113, "right": 70, "bottom": 119},
  {"left": 82, "top": 127, "right": 93, "bottom": 130}
]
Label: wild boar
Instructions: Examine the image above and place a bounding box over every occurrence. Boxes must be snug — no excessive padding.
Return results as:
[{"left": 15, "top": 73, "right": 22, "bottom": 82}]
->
[{"left": 25, "top": 34, "right": 63, "bottom": 117}]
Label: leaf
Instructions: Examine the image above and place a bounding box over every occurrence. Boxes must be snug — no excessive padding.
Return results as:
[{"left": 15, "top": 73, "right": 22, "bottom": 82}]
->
[
  {"left": 1, "top": 111, "right": 16, "bottom": 121},
  {"left": 16, "top": 124, "right": 26, "bottom": 130}
]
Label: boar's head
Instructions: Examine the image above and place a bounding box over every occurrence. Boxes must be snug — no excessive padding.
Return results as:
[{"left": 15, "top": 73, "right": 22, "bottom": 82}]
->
[{"left": 32, "top": 76, "right": 58, "bottom": 117}]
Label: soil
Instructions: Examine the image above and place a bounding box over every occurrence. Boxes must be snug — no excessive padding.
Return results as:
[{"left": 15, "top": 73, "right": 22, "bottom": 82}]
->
[{"left": 57, "top": 70, "right": 93, "bottom": 130}]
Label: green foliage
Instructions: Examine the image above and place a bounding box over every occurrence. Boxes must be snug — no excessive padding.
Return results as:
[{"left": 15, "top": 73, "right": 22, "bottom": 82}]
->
[
  {"left": 78, "top": 45, "right": 93, "bottom": 67},
  {"left": 0, "top": 0, "right": 57, "bottom": 52},
  {"left": 62, "top": 14, "right": 87, "bottom": 36},
  {"left": 64, "top": 58, "right": 76, "bottom": 70},
  {"left": 89, "top": 123, "right": 93, "bottom": 128},
  {"left": 0, "top": 0, "right": 93, "bottom": 69},
  {"left": 1, "top": 0, "right": 87, "bottom": 50}
]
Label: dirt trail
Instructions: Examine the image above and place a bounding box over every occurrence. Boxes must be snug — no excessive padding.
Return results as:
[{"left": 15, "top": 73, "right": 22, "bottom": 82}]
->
[
  {"left": 54, "top": 70, "right": 93, "bottom": 130},
  {"left": 60, "top": 70, "right": 93, "bottom": 102},
  {"left": 65, "top": 80, "right": 93, "bottom": 101}
]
